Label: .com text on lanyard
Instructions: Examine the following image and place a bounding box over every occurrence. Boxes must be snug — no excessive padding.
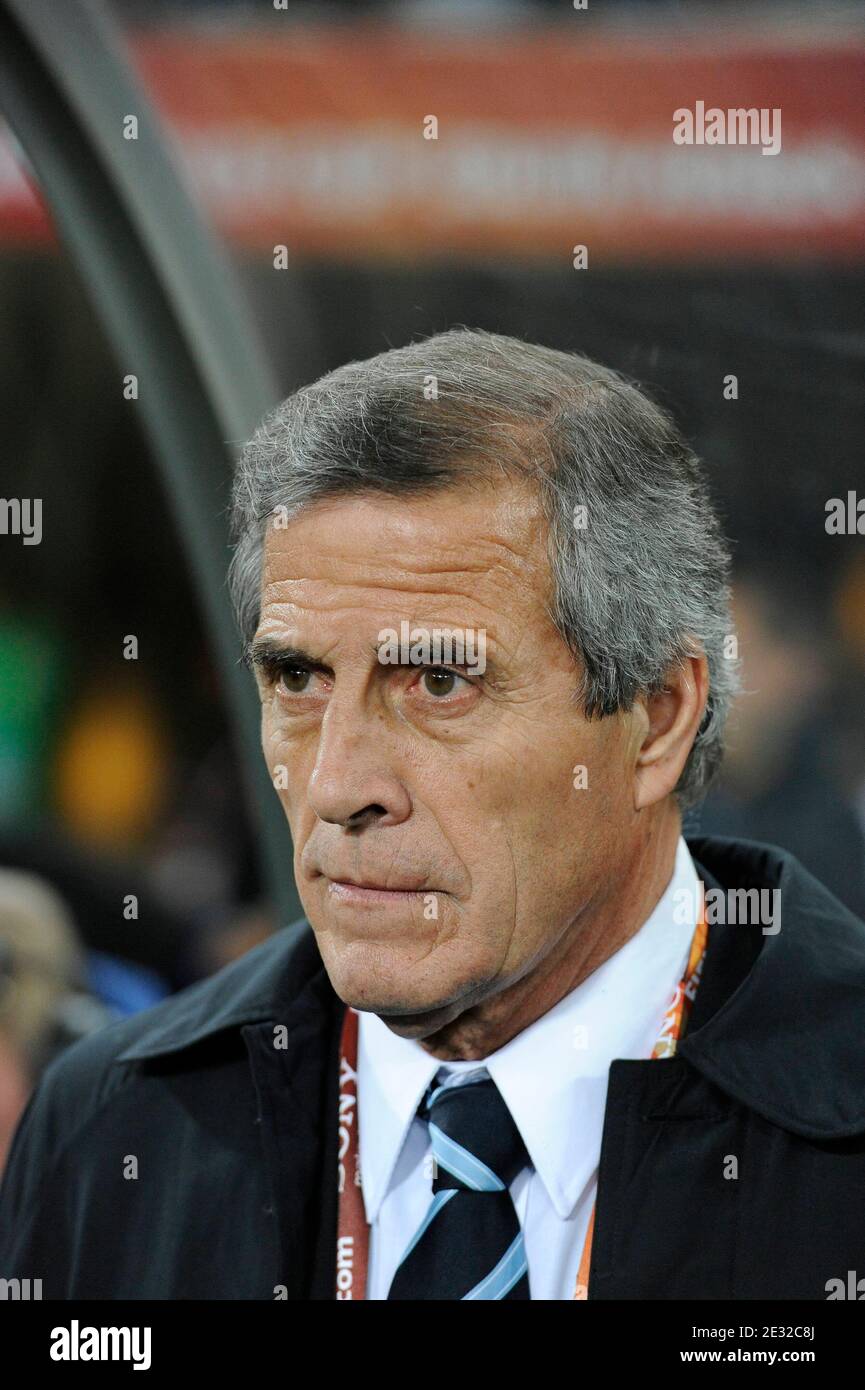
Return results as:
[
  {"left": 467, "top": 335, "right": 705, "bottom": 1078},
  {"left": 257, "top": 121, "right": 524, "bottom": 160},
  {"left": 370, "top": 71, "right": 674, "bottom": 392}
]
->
[{"left": 336, "top": 897, "right": 709, "bottom": 1300}]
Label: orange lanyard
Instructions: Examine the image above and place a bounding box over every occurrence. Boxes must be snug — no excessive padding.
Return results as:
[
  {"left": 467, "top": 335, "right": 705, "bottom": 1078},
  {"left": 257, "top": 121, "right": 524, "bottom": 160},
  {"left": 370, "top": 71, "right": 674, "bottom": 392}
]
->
[{"left": 336, "top": 899, "right": 709, "bottom": 1301}]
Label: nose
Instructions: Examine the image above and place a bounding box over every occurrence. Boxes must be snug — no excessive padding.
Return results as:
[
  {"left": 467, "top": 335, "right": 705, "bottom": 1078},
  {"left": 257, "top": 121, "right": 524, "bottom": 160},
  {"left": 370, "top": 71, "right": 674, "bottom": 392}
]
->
[{"left": 306, "top": 698, "right": 411, "bottom": 829}]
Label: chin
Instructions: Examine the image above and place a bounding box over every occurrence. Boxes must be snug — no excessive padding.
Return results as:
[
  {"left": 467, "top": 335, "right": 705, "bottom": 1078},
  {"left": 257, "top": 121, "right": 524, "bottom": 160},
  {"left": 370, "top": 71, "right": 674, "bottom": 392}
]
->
[
  {"left": 320, "top": 949, "right": 471, "bottom": 1031},
  {"left": 334, "top": 978, "right": 455, "bottom": 1028}
]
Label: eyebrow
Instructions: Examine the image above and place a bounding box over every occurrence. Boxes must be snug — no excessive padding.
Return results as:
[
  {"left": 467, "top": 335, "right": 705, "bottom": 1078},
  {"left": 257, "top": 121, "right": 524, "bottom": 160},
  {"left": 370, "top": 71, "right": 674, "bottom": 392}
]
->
[
  {"left": 245, "top": 638, "right": 372, "bottom": 675},
  {"left": 245, "top": 635, "right": 500, "bottom": 679}
]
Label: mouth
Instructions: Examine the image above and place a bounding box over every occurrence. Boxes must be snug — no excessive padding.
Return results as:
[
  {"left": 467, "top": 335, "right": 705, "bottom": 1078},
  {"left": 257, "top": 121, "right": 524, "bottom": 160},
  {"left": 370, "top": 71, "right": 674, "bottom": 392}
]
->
[{"left": 325, "top": 878, "right": 432, "bottom": 907}]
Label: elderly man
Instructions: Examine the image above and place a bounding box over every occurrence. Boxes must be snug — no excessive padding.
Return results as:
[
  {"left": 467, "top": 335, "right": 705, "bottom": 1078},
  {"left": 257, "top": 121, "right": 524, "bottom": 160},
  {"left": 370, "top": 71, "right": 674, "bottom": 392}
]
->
[{"left": 2, "top": 329, "right": 865, "bottom": 1301}]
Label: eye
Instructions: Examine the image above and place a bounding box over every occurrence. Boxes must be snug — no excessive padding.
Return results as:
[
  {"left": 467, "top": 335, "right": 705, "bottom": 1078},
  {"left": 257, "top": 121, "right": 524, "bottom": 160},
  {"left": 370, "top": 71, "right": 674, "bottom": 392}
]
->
[
  {"left": 276, "top": 666, "right": 315, "bottom": 696},
  {"left": 418, "top": 667, "right": 470, "bottom": 698}
]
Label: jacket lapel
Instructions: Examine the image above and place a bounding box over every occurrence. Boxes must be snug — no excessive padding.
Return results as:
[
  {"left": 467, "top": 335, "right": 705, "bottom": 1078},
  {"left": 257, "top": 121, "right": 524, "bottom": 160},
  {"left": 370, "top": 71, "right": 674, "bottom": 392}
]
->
[
  {"left": 590, "top": 837, "right": 865, "bottom": 1297},
  {"left": 683, "top": 837, "right": 865, "bottom": 1139},
  {"left": 243, "top": 954, "right": 345, "bottom": 1299}
]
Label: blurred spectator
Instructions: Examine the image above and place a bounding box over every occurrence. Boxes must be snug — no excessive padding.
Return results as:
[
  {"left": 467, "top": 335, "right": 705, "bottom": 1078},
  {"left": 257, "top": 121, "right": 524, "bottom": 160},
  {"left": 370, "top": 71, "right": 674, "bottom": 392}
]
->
[
  {"left": 0, "top": 827, "right": 201, "bottom": 988},
  {"left": 0, "top": 870, "right": 92, "bottom": 1174},
  {"left": 0, "top": 867, "right": 174, "bottom": 1177}
]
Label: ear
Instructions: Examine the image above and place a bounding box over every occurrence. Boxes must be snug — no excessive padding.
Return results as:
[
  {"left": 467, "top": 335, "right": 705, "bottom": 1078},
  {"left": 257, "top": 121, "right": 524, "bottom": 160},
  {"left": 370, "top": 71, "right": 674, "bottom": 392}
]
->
[{"left": 633, "top": 653, "right": 709, "bottom": 811}]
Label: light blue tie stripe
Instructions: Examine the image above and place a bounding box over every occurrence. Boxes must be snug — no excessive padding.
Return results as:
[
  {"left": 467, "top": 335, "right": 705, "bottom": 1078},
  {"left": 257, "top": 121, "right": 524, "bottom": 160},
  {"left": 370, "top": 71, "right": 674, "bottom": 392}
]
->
[
  {"left": 425, "top": 1067, "right": 488, "bottom": 1112},
  {"left": 429, "top": 1123, "right": 505, "bottom": 1191},
  {"left": 395, "top": 1188, "right": 457, "bottom": 1268},
  {"left": 463, "top": 1232, "right": 528, "bottom": 1300},
  {"left": 425, "top": 1081, "right": 451, "bottom": 1110}
]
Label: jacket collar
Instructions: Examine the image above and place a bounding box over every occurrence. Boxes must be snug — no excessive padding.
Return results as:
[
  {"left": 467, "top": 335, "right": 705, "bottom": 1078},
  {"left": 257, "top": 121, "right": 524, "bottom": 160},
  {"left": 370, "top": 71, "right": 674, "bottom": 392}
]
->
[
  {"left": 113, "top": 836, "right": 865, "bottom": 1141},
  {"left": 113, "top": 917, "right": 331, "bottom": 1063},
  {"left": 680, "top": 835, "right": 865, "bottom": 1140}
]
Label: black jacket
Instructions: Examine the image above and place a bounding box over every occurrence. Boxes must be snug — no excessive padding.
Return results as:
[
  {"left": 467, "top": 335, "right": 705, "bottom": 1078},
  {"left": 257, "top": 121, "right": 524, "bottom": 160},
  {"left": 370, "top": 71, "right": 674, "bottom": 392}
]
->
[{"left": 2, "top": 836, "right": 865, "bottom": 1300}]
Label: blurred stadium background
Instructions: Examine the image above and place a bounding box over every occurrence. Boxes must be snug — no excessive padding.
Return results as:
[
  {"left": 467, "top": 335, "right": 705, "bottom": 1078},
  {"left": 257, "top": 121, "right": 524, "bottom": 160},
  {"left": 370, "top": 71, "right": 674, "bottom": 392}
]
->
[{"left": 1, "top": 0, "right": 864, "bottom": 1166}]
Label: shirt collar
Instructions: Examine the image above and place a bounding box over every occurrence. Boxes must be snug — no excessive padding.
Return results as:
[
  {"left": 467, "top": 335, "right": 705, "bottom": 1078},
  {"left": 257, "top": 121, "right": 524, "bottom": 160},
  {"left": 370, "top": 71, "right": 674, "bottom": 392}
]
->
[{"left": 357, "top": 836, "right": 699, "bottom": 1223}]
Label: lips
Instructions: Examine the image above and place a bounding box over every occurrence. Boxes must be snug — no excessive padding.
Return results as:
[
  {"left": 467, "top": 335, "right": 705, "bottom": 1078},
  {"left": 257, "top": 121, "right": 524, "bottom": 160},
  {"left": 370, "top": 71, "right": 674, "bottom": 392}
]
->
[
  {"left": 325, "top": 878, "right": 431, "bottom": 908},
  {"left": 327, "top": 875, "right": 427, "bottom": 893},
  {"left": 321, "top": 867, "right": 437, "bottom": 910}
]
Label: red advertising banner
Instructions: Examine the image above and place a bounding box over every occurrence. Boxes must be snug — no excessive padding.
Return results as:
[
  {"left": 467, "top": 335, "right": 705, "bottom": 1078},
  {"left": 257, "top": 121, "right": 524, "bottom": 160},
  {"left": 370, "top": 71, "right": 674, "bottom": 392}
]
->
[{"left": 2, "top": 26, "right": 864, "bottom": 262}]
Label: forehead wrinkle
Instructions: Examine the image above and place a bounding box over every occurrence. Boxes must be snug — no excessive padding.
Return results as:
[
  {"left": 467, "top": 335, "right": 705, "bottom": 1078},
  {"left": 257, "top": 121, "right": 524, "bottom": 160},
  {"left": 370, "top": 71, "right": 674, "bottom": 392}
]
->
[
  {"left": 265, "top": 468, "right": 546, "bottom": 569},
  {"left": 265, "top": 509, "right": 542, "bottom": 573},
  {"left": 260, "top": 508, "right": 551, "bottom": 662},
  {"left": 259, "top": 580, "right": 520, "bottom": 647},
  {"left": 256, "top": 578, "right": 538, "bottom": 676},
  {"left": 263, "top": 552, "right": 529, "bottom": 590},
  {"left": 260, "top": 552, "right": 536, "bottom": 613}
]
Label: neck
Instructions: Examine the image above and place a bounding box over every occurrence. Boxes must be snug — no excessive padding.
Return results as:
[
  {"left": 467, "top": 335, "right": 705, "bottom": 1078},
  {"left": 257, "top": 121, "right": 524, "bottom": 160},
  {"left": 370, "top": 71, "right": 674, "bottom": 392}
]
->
[{"left": 417, "top": 806, "right": 682, "bottom": 1061}]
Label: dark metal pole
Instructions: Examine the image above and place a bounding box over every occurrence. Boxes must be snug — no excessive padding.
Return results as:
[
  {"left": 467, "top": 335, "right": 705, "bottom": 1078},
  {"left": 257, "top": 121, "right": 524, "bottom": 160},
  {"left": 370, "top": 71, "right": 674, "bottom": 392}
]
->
[{"left": 0, "top": 0, "right": 301, "bottom": 926}]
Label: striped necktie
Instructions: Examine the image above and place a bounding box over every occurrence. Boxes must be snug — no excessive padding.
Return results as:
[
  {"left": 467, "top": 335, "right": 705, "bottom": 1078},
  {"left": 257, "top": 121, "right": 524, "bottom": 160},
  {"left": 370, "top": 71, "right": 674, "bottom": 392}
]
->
[{"left": 386, "top": 1070, "right": 532, "bottom": 1300}]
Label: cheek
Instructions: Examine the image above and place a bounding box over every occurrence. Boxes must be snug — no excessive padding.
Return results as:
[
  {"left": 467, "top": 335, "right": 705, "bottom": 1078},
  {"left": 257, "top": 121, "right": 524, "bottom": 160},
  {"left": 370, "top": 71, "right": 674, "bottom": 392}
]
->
[
  {"left": 259, "top": 702, "right": 276, "bottom": 752},
  {"left": 260, "top": 708, "right": 297, "bottom": 770},
  {"left": 259, "top": 715, "right": 310, "bottom": 825},
  {"left": 498, "top": 722, "right": 629, "bottom": 879},
  {"left": 261, "top": 717, "right": 281, "bottom": 769}
]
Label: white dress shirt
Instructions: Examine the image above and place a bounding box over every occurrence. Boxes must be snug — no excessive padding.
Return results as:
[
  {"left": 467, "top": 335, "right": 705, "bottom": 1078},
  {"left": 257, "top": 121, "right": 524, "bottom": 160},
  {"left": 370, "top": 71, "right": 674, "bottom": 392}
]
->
[{"left": 357, "top": 835, "right": 700, "bottom": 1300}]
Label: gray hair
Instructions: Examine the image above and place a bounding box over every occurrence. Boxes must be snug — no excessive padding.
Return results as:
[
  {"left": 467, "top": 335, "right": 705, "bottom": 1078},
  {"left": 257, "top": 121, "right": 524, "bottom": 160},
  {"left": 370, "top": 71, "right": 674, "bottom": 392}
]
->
[{"left": 229, "top": 328, "right": 739, "bottom": 807}]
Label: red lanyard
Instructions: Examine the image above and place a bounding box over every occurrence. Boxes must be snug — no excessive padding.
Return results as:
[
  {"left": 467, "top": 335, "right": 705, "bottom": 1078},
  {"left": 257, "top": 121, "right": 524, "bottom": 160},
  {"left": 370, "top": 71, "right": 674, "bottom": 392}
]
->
[
  {"left": 336, "top": 901, "right": 709, "bottom": 1300},
  {"left": 336, "top": 1005, "right": 368, "bottom": 1300}
]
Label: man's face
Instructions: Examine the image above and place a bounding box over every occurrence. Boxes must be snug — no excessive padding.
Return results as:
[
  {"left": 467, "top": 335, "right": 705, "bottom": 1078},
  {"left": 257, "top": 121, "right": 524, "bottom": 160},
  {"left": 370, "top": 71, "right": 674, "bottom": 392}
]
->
[{"left": 252, "top": 476, "right": 640, "bottom": 1035}]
